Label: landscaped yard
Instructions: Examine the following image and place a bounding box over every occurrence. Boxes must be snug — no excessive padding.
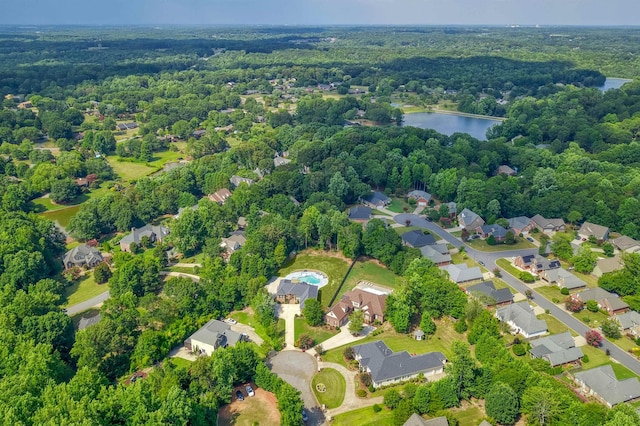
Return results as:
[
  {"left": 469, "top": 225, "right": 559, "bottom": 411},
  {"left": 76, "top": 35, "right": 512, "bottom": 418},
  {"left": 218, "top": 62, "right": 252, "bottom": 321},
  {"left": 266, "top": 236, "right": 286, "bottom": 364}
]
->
[
  {"left": 496, "top": 258, "right": 523, "bottom": 278},
  {"left": 106, "top": 156, "right": 158, "bottom": 182},
  {"left": 342, "top": 260, "right": 404, "bottom": 293},
  {"left": 387, "top": 198, "right": 412, "bottom": 214},
  {"left": 229, "top": 310, "right": 286, "bottom": 347},
  {"left": 294, "top": 317, "right": 339, "bottom": 347},
  {"left": 465, "top": 238, "right": 535, "bottom": 252},
  {"left": 279, "top": 251, "right": 351, "bottom": 306},
  {"left": 331, "top": 406, "right": 394, "bottom": 426},
  {"left": 169, "top": 357, "right": 193, "bottom": 370},
  {"left": 535, "top": 284, "right": 564, "bottom": 303},
  {"left": 63, "top": 274, "right": 108, "bottom": 307},
  {"left": 451, "top": 404, "right": 486, "bottom": 426},
  {"left": 312, "top": 368, "right": 346, "bottom": 409},
  {"left": 538, "top": 313, "right": 573, "bottom": 335},
  {"left": 573, "top": 310, "right": 610, "bottom": 328}
]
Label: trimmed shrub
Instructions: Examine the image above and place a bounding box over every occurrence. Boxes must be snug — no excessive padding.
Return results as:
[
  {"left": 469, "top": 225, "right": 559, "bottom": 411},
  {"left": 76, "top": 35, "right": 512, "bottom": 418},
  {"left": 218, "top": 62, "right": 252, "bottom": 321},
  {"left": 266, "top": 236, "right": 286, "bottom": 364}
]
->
[
  {"left": 356, "top": 389, "right": 367, "bottom": 398},
  {"left": 512, "top": 343, "right": 526, "bottom": 356},
  {"left": 581, "top": 354, "right": 589, "bottom": 363},
  {"left": 560, "top": 287, "right": 570, "bottom": 295},
  {"left": 372, "top": 404, "right": 382, "bottom": 413}
]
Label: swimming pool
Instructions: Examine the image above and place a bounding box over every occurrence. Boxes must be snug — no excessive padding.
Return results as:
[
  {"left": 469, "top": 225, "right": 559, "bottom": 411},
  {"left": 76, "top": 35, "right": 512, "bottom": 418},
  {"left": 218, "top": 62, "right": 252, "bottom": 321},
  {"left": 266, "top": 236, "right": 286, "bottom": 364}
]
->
[{"left": 284, "top": 270, "right": 328, "bottom": 288}]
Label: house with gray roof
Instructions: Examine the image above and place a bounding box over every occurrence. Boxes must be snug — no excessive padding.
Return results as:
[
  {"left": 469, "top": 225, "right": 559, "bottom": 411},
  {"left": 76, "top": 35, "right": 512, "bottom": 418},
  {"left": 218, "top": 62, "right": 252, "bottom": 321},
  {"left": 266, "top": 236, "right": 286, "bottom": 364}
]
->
[
  {"left": 275, "top": 279, "right": 318, "bottom": 309},
  {"left": 578, "top": 222, "right": 610, "bottom": 242},
  {"left": 514, "top": 254, "right": 561, "bottom": 275},
  {"left": 220, "top": 231, "right": 247, "bottom": 258},
  {"left": 506, "top": 216, "right": 534, "bottom": 236},
  {"left": 612, "top": 236, "right": 640, "bottom": 253},
  {"left": 571, "top": 287, "right": 629, "bottom": 315},
  {"left": 421, "top": 246, "right": 452, "bottom": 267},
  {"left": 273, "top": 156, "right": 292, "bottom": 167},
  {"left": 531, "top": 214, "right": 565, "bottom": 234},
  {"left": 352, "top": 340, "right": 447, "bottom": 388},
  {"left": 457, "top": 208, "right": 485, "bottom": 232},
  {"left": 615, "top": 311, "right": 640, "bottom": 338},
  {"left": 348, "top": 206, "right": 372, "bottom": 223},
  {"left": 574, "top": 365, "right": 640, "bottom": 407},
  {"left": 479, "top": 224, "right": 508, "bottom": 241},
  {"left": 184, "top": 319, "right": 243, "bottom": 356},
  {"left": 407, "top": 190, "right": 431, "bottom": 206},
  {"left": 593, "top": 255, "right": 624, "bottom": 277},
  {"left": 363, "top": 191, "right": 391, "bottom": 208},
  {"left": 539, "top": 268, "right": 587, "bottom": 290},
  {"left": 529, "top": 332, "right": 583, "bottom": 367},
  {"left": 120, "top": 224, "right": 169, "bottom": 252},
  {"left": 229, "top": 175, "right": 254, "bottom": 188},
  {"left": 403, "top": 414, "right": 449, "bottom": 426},
  {"left": 441, "top": 263, "right": 483, "bottom": 284},
  {"left": 77, "top": 313, "right": 101, "bottom": 330},
  {"left": 496, "top": 302, "right": 548, "bottom": 339},
  {"left": 466, "top": 281, "right": 513, "bottom": 306},
  {"left": 402, "top": 230, "right": 436, "bottom": 248},
  {"left": 63, "top": 244, "right": 104, "bottom": 269}
]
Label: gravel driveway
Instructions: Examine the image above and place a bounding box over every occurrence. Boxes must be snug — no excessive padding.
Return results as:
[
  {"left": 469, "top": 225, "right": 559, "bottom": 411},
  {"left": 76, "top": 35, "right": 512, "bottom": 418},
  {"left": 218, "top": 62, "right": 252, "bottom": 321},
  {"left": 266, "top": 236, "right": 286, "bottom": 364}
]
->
[{"left": 269, "top": 351, "right": 325, "bottom": 425}]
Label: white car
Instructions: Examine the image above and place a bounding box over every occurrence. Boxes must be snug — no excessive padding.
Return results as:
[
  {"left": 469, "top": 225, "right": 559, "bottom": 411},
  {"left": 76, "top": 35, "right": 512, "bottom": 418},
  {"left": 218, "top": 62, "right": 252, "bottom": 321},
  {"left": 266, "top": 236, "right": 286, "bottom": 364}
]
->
[
  {"left": 225, "top": 318, "right": 237, "bottom": 325},
  {"left": 245, "top": 385, "right": 255, "bottom": 397}
]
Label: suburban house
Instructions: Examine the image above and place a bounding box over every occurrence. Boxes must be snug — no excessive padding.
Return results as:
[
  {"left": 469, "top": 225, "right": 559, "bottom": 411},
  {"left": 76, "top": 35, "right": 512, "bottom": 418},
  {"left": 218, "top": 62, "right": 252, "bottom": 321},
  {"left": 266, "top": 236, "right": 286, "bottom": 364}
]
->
[
  {"left": 407, "top": 190, "right": 431, "bottom": 206},
  {"left": 220, "top": 231, "right": 247, "bottom": 256},
  {"left": 529, "top": 332, "right": 584, "bottom": 367},
  {"left": 593, "top": 255, "right": 624, "bottom": 277},
  {"left": 506, "top": 216, "right": 534, "bottom": 236},
  {"left": 441, "top": 263, "right": 483, "bottom": 284},
  {"left": 420, "top": 245, "right": 452, "bottom": 266},
  {"left": 514, "top": 254, "right": 561, "bottom": 275},
  {"left": 208, "top": 188, "right": 232, "bottom": 204},
  {"left": 77, "top": 313, "right": 101, "bottom": 330},
  {"left": 539, "top": 268, "right": 587, "bottom": 291},
  {"left": 273, "top": 156, "right": 292, "bottom": 167},
  {"left": 495, "top": 302, "right": 548, "bottom": 339},
  {"left": 229, "top": 175, "right": 254, "bottom": 188},
  {"left": 615, "top": 311, "right": 640, "bottom": 338},
  {"left": 325, "top": 288, "right": 387, "bottom": 327},
  {"left": 348, "top": 206, "right": 372, "bottom": 223},
  {"left": 466, "top": 281, "right": 513, "bottom": 306},
  {"left": 571, "top": 287, "right": 629, "bottom": 315},
  {"left": 578, "top": 222, "right": 610, "bottom": 242},
  {"left": 275, "top": 280, "right": 318, "bottom": 309},
  {"left": 173, "top": 204, "right": 199, "bottom": 219},
  {"left": 497, "top": 164, "right": 517, "bottom": 176},
  {"left": 184, "top": 319, "right": 243, "bottom": 357},
  {"left": 457, "top": 208, "right": 485, "bottom": 232},
  {"left": 479, "top": 224, "right": 508, "bottom": 241},
  {"left": 531, "top": 214, "right": 566, "bottom": 234},
  {"left": 63, "top": 244, "right": 104, "bottom": 269},
  {"left": 402, "top": 230, "right": 436, "bottom": 248},
  {"left": 612, "top": 236, "right": 640, "bottom": 254},
  {"left": 363, "top": 191, "right": 391, "bottom": 209},
  {"left": 352, "top": 340, "right": 447, "bottom": 388},
  {"left": 403, "top": 414, "right": 449, "bottom": 426},
  {"left": 574, "top": 365, "right": 640, "bottom": 407},
  {"left": 120, "top": 224, "right": 170, "bottom": 252}
]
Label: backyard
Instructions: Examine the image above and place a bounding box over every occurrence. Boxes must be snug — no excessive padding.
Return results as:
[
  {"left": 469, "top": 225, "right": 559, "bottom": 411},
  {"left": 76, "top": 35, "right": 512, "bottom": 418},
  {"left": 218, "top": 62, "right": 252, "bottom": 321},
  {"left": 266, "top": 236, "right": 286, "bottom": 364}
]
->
[
  {"left": 63, "top": 274, "right": 108, "bottom": 307},
  {"left": 342, "top": 260, "right": 404, "bottom": 293},
  {"left": 106, "top": 156, "right": 158, "bottom": 182},
  {"left": 386, "top": 197, "right": 412, "bottom": 214},
  {"left": 331, "top": 405, "right": 394, "bottom": 426},
  {"left": 312, "top": 368, "right": 346, "bottom": 409}
]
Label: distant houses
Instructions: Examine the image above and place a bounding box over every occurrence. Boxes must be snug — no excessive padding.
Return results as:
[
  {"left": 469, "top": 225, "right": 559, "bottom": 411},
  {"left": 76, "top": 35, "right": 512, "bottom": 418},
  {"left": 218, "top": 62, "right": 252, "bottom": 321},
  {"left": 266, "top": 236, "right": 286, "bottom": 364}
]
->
[
  {"left": 466, "top": 281, "right": 513, "bottom": 306},
  {"left": 457, "top": 208, "right": 485, "bottom": 232},
  {"left": 574, "top": 365, "right": 640, "bottom": 407},
  {"left": 115, "top": 122, "right": 138, "bottom": 131},
  {"left": 184, "top": 319, "right": 243, "bottom": 357},
  {"left": 495, "top": 302, "right": 548, "bottom": 339},
  {"left": 120, "top": 224, "right": 170, "bottom": 252},
  {"left": 352, "top": 340, "right": 447, "bottom": 388},
  {"left": 496, "top": 165, "right": 517, "bottom": 176},
  {"left": 63, "top": 244, "right": 104, "bottom": 269},
  {"left": 273, "top": 156, "right": 292, "bottom": 167},
  {"left": 529, "top": 332, "right": 583, "bottom": 367}
]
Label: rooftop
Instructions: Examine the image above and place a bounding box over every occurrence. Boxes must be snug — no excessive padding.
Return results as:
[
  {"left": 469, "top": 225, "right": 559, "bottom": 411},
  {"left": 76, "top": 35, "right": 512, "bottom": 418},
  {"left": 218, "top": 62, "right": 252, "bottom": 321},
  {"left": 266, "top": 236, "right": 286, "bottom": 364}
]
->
[{"left": 575, "top": 365, "right": 640, "bottom": 406}]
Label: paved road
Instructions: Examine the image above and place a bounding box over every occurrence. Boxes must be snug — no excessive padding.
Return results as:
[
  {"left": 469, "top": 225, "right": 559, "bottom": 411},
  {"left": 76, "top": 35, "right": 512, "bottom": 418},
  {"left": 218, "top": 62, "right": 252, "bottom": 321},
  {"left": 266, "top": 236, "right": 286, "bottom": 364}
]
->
[
  {"left": 394, "top": 213, "right": 640, "bottom": 376},
  {"left": 65, "top": 290, "right": 110, "bottom": 316},
  {"left": 269, "top": 351, "right": 324, "bottom": 425}
]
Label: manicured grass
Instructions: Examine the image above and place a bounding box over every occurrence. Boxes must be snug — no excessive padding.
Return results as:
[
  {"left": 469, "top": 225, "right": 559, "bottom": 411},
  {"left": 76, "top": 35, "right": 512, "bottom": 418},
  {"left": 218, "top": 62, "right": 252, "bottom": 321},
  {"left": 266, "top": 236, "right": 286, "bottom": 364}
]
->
[
  {"left": 146, "top": 149, "right": 185, "bottom": 169},
  {"left": 312, "top": 368, "right": 346, "bottom": 409},
  {"left": 342, "top": 260, "right": 404, "bottom": 294},
  {"left": 611, "top": 336, "right": 639, "bottom": 353},
  {"left": 451, "top": 253, "right": 480, "bottom": 268},
  {"left": 63, "top": 274, "right": 108, "bottom": 307},
  {"left": 394, "top": 226, "right": 424, "bottom": 235},
  {"left": 169, "top": 357, "right": 193, "bottom": 370},
  {"left": 452, "top": 405, "right": 485, "bottom": 426},
  {"left": 229, "top": 311, "right": 286, "bottom": 347},
  {"left": 496, "top": 258, "right": 523, "bottom": 278},
  {"left": 294, "top": 317, "right": 339, "bottom": 346},
  {"left": 580, "top": 344, "right": 611, "bottom": 368},
  {"left": 372, "top": 209, "right": 391, "bottom": 216},
  {"left": 535, "top": 284, "right": 564, "bottom": 302},
  {"left": 538, "top": 313, "right": 572, "bottom": 335},
  {"left": 387, "top": 198, "right": 412, "bottom": 214},
  {"left": 106, "top": 156, "right": 157, "bottom": 181},
  {"left": 331, "top": 406, "right": 394, "bottom": 426},
  {"left": 450, "top": 231, "right": 462, "bottom": 237},
  {"left": 279, "top": 252, "right": 351, "bottom": 306},
  {"left": 465, "top": 238, "right": 535, "bottom": 252},
  {"left": 573, "top": 310, "right": 610, "bottom": 328}
]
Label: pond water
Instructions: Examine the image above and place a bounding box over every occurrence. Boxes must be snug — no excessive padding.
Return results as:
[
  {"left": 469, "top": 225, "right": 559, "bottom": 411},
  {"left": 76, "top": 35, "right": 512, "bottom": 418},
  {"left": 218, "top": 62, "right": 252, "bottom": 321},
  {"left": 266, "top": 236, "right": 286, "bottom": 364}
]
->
[
  {"left": 599, "top": 77, "right": 633, "bottom": 92},
  {"left": 402, "top": 112, "right": 502, "bottom": 140}
]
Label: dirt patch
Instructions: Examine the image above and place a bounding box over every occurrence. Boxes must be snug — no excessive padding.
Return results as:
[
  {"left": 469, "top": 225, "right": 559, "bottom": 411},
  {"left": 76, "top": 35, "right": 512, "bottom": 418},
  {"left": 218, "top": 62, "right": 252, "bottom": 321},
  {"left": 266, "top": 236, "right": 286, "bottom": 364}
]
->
[{"left": 217, "top": 385, "right": 280, "bottom": 426}]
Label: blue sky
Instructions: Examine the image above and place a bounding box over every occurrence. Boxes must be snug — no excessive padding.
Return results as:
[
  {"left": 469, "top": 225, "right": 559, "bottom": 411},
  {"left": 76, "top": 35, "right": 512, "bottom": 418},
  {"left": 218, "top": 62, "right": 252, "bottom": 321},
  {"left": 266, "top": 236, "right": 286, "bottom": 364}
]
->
[{"left": 1, "top": 0, "right": 638, "bottom": 26}]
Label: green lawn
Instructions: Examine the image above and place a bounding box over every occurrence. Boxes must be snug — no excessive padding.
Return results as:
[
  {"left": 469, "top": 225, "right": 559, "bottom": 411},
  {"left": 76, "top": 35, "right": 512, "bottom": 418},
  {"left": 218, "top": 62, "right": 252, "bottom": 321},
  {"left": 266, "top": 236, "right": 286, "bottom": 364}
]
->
[
  {"left": 229, "top": 310, "right": 286, "bottom": 347},
  {"left": 169, "top": 357, "right": 193, "bottom": 370},
  {"left": 496, "top": 258, "right": 523, "bottom": 278},
  {"left": 146, "top": 149, "right": 185, "bottom": 169},
  {"left": 451, "top": 253, "right": 480, "bottom": 268},
  {"left": 312, "top": 368, "right": 346, "bottom": 409},
  {"left": 387, "top": 198, "right": 412, "bottom": 214},
  {"left": 535, "top": 284, "right": 564, "bottom": 303},
  {"left": 294, "top": 317, "right": 339, "bottom": 346},
  {"left": 372, "top": 209, "right": 391, "bottom": 216},
  {"left": 342, "top": 260, "right": 404, "bottom": 294},
  {"left": 573, "top": 310, "right": 610, "bottom": 328},
  {"left": 168, "top": 266, "right": 198, "bottom": 275},
  {"left": 465, "top": 238, "right": 535, "bottom": 252},
  {"left": 538, "top": 313, "right": 572, "bottom": 335},
  {"left": 331, "top": 406, "right": 394, "bottom": 426},
  {"left": 279, "top": 252, "right": 351, "bottom": 306},
  {"left": 394, "top": 226, "right": 424, "bottom": 235},
  {"left": 106, "top": 156, "right": 158, "bottom": 182},
  {"left": 63, "top": 274, "right": 108, "bottom": 307},
  {"left": 452, "top": 405, "right": 486, "bottom": 426},
  {"left": 580, "top": 345, "right": 611, "bottom": 368}
]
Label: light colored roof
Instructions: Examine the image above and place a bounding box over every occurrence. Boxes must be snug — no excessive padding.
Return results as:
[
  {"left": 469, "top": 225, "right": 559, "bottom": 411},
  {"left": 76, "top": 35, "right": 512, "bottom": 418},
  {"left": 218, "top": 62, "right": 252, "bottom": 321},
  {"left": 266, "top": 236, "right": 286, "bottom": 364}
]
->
[
  {"left": 78, "top": 313, "right": 101, "bottom": 330},
  {"left": 441, "top": 264, "right": 483, "bottom": 283},
  {"left": 121, "top": 224, "right": 169, "bottom": 246},
  {"left": 230, "top": 175, "right": 254, "bottom": 187},
  {"left": 575, "top": 287, "right": 629, "bottom": 312},
  {"left": 458, "top": 208, "right": 484, "bottom": 230},
  {"left": 496, "top": 302, "right": 548, "bottom": 336},
  {"left": 613, "top": 236, "right": 640, "bottom": 252},
  {"left": 421, "top": 246, "right": 452, "bottom": 264},
  {"left": 616, "top": 311, "right": 640, "bottom": 330},
  {"left": 274, "top": 156, "right": 292, "bottom": 167},
  {"left": 575, "top": 365, "right": 640, "bottom": 406},
  {"left": 497, "top": 165, "right": 517, "bottom": 175},
  {"left": 403, "top": 414, "right": 449, "bottom": 426},
  {"left": 186, "top": 319, "right": 242, "bottom": 349},
  {"left": 531, "top": 214, "right": 565, "bottom": 230},
  {"left": 530, "top": 332, "right": 583, "bottom": 366},
  {"left": 208, "top": 188, "right": 232, "bottom": 203},
  {"left": 540, "top": 268, "right": 586, "bottom": 289},
  {"left": 63, "top": 244, "right": 103, "bottom": 267},
  {"left": 578, "top": 222, "right": 610, "bottom": 240},
  {"left": 276, "top": 280, "right": 318, "bottom": 308},
  {"left": 407, "top": 190, "right": 431, "bottom": 201},
  {"left": 507, "top": 216, "right": 531, "bottom": 231},
  {"left": 430, "top": 243, "right": 450, "bottom": 255},
  {"left": 595, "top": 255, "right": 624, "bottom": 275}
]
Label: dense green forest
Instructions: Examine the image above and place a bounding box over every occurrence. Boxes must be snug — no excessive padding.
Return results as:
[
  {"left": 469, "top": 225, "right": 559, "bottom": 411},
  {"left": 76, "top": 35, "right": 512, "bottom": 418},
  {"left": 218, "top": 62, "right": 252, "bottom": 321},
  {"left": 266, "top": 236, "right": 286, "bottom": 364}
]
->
[{"left": 1, "top": 25, "right": 640, "bottom": 425}]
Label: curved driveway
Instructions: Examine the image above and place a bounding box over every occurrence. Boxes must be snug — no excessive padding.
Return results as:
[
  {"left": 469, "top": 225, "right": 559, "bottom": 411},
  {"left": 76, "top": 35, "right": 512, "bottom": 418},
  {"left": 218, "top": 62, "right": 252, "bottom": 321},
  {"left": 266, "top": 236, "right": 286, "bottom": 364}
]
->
[{"left": 394, "top": 213, "right": 640, "bottom": 376}]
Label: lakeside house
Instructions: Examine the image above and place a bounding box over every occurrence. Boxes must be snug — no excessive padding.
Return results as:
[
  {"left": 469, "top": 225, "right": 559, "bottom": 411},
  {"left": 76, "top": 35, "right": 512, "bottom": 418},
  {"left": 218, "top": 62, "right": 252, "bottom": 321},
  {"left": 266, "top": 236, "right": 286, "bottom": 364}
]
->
[
  {"left": 574, "top": 365, "right": 640, "bottom": 407},
  {"left": 352, "top": 340, "right": 447, "bottom": 388},
  {"left": 63, "top": 244, "right": 104, "bottom": 269},
  {"left": 529, "top": 332, "right": 583, "bottom": 367},
  {"left": 495, "top": 302, "right": 548, "bottom": 339},
  {"left": 184, "top": 319, "right": 243, "bottom": 357}
]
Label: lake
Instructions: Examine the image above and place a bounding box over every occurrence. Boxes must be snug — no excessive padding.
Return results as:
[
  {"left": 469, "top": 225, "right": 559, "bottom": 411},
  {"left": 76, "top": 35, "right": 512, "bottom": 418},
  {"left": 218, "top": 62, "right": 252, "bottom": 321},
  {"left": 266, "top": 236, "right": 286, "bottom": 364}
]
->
[
  {"left": 599, "top": 77, "right": 633, "bottom": 92},
  {"left": 403, "top": 112, "right": 502, "bottom": 140}
]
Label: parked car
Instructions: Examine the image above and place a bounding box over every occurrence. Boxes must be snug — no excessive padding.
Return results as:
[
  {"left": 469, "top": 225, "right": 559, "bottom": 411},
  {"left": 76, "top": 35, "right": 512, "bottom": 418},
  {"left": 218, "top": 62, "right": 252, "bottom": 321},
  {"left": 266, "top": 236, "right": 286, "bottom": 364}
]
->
[
  {"left": 235, "top": 390, "right": 244, "bottom": 401},
  {"left": 527, "top": 237, "right": 535, "bottom": 242},
  {"left": 225, "top": 318, "right": 237, "bottom": 325},
  {"left": 302, "top": 409, "right": 308, "bottom": 422},
  {"left": 479, "top": 260, "right": 485, "bottom": 266},
  {"left": 246, "top": 385, "right": 255, "bottom": 397}
]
